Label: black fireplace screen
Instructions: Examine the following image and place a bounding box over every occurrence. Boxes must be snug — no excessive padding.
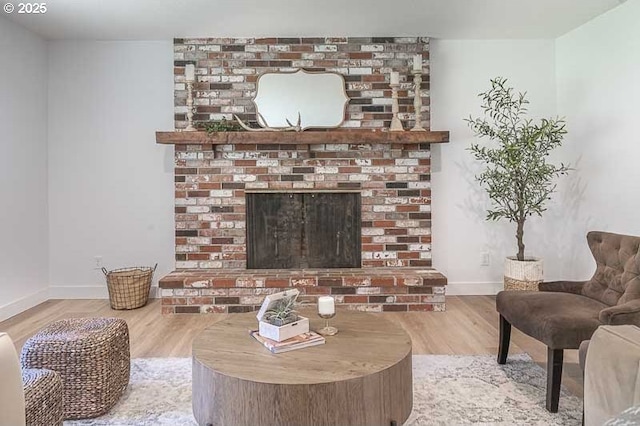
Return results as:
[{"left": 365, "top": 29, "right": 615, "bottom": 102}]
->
[{"left": 246, "top": 193, "right": 361, "bottom": 269}]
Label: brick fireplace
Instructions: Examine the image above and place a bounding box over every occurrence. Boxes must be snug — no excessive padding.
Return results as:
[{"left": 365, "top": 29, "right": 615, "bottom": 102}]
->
[{"left": 159, "top": 36, "right": 448, "bottom": 314}]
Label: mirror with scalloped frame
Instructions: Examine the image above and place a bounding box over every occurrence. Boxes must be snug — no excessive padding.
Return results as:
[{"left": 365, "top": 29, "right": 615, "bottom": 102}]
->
[{"left": 251, "top": 69, "right": 349, "bottom": 130}]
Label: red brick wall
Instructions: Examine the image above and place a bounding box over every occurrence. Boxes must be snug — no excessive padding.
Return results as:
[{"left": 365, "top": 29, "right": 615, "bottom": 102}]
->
[
  {"left": 174, "top": 142, "right": 432, "bottom": 269},
  {"left": 173, "top": 37, "right": 430, "bottom": 130}
]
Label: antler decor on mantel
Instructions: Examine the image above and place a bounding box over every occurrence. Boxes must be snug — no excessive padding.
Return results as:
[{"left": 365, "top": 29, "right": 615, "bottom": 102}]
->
[{"left": 234, "top": 112, "right": 303, "bottom": 132}]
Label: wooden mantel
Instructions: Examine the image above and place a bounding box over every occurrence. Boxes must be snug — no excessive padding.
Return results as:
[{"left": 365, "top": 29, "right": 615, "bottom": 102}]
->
[{"left": 156, "top": 129, "right": 449, "bottom": 145}]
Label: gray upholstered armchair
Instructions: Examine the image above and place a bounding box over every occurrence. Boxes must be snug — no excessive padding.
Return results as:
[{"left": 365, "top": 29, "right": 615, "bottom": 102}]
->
[{"left": 496, "top": 231, "right": 640, "bottom": 412}]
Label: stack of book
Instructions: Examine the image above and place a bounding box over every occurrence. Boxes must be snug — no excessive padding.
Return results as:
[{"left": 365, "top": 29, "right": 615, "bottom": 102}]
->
[{"left": 250, "top": 330, "right": 325, "bottom": 354}]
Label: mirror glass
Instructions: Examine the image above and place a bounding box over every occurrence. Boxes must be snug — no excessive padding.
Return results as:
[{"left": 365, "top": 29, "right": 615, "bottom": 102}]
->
[{"left": 253, "top": 70, "right": 349, "bottom": 130}]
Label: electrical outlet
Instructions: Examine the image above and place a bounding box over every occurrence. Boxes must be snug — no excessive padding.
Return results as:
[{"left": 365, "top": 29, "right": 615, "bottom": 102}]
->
[
  {"left": 94, "top": 256, "right": 103, "bottom": 270},
  {"left": 480, "top": 252, "right": 490, "bottom": 266}
]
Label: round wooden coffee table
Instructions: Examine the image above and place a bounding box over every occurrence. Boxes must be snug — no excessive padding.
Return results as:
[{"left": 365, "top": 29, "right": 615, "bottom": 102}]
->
[{"left": 192, "top": 309, "right": 412, "bottom": 426}]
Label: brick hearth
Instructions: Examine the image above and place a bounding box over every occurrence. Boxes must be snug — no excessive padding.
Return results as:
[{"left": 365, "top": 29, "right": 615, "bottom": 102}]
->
[{"left": 160, "top": 267, "right": 446, "bottom": 313}]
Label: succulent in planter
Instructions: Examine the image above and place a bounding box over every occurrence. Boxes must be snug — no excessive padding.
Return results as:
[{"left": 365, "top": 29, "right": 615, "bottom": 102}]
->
[{"left": 263, "top": 297, "right": 298, "bottom": 327}]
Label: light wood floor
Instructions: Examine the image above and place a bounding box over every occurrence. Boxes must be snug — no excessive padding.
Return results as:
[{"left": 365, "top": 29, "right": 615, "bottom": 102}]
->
[{"left": 0, "top": 296, "right": 583, "bottom": 397}]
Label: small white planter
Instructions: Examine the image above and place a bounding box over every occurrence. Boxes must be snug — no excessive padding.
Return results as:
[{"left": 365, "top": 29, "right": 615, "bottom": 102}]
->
[
  {"left": 256, "top": 289, "right": 309, "bottom": 342},
  {"left": 258, "top": 316, "right": 310, "bottom": 342},
  {"left": 503, "top": 256, "right": 543, "bottom": 291}
]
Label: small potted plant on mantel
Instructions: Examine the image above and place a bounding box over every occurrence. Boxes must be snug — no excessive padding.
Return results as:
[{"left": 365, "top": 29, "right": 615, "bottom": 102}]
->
[
  {"left": 198, "top": 118, "right": 243, "bottom": 134},
  {"left": 466, "top": 77, "right": 570, "bottom": 291}
]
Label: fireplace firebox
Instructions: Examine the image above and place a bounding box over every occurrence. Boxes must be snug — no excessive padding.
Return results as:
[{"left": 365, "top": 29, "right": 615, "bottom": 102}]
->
[{"left": 246, "top": 192, "right": 361, "bottom": 269}]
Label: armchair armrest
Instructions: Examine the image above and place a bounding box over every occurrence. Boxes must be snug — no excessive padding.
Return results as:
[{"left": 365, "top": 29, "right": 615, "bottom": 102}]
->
[
  {"left": 599, "top": 299, "right": 640, "bottom": 327},
  {"left": 584, "top": 325, "right": 640, "bottom": 425},
  {"left": 538, "top": 280, "right": 586, "bottom": 294}
]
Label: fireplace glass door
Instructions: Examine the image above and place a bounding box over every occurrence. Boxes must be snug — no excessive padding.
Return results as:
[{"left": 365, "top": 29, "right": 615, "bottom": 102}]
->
[{"left": 246, "top": 193, "right": 361, "bottom": 269}]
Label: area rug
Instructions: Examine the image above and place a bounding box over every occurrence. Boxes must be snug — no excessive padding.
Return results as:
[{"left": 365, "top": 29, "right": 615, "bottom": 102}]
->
[{"left": 65, "top": 354, "right": 582, "bottom": 425}]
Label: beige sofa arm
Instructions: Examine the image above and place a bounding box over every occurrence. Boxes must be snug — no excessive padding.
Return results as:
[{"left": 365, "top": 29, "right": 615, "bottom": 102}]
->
[
  {"left": 538, "top": 280, "right": 586, "bottom": 294},
  {"left": 599, "top": 299, "right": 640, "bottom": 326},
  {"left": 584, "top": 325, "right": 640, "bottom": 426},
  {"left": 0, "top": 332, "right": 26, "bottom": 426}
]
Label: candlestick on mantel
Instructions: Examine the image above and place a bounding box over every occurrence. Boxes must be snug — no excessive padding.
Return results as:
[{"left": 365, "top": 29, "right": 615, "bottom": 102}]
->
[
  {"left": 185, "top": 64, "right": 195, "bottom": 82},
  {"left": 390, "top": 71, "right": 399, "bottom": 85},
  {"left": 411, "top": 68, "right": 426, "bottom": 131},
  {"left": 389, "top": 72, "right": 403, "bottom": 132},
  {"left": 184, "top": 64, "right": 196, "bottom": 132},
  {"left": 413, "top": 54, "right": 422, "bottom": 71}
]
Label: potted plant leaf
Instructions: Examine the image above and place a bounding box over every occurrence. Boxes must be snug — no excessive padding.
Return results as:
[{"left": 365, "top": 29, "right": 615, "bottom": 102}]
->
[
  {"left": 256, "top": 289, "right": 309, "bottom": 341},
  {"left": 465, "top": 77, "right": 570, "bottom": 290},
  {"left": 263, "top": 297, "right": 298, "bottom": 327},
  {"left": 198, "top": 118, "right": 243, "bottom": 134}
]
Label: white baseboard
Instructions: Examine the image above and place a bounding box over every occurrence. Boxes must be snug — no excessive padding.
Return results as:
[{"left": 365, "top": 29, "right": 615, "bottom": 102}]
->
[
  {"left": 49, "top": 285, "right": 109, "bottom": 299},
  {"left": 48, "top": 286, "right": 159, "bottom": 299},
  {"left": 446, "top": 281, "right": 503, "bottom": 296},
  {"left": 0, "top": 288, "right": 49, "bottom": 322}
]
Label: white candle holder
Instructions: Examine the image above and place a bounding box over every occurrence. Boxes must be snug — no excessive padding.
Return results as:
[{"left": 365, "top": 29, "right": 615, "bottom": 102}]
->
[
  {"left": 185, "top": 80, "right": 196, "bottom": 132},
  {"left": 317, "top": 296, "right": 338, "bottom": 336},
  {"left": 389, "top": 82, "right": 404, "bottom": 132},
  {"left": 318, "top": 312, "right": 338, "bottom": 336},
  {"left": 411, "top": 69, "right": 426, "bottom": 132}
]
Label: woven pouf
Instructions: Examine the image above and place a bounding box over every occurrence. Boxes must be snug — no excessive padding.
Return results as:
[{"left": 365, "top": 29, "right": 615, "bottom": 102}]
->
[
  {"left": 22, "top": 368, "right": 64, "bottom": 426},
  {"left": 20, "top": 318, "right": 130, "bottom": 420}
]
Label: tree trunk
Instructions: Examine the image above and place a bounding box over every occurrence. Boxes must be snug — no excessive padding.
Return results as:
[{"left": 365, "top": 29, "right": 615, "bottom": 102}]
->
[{"left": 516, "top": 218, "right": 525, "bottom": 261}]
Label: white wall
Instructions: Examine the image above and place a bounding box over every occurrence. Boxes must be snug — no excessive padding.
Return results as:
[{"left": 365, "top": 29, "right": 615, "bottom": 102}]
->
[
  {"left": 555, "top": 0, "right": 640, "bottom": 277},
  {"left": 430, "top": 39, "right": 571, "bottom": 294},
  {"left": 47, "top": 41, "right": 175, "bottom": 298},
  {"left": 0, "top": 16, "right": 49, "bottom": 321}
]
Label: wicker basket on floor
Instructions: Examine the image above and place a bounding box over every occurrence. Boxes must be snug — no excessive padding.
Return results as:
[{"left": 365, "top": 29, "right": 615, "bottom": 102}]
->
[
  {"left": 22, "top": 368, "right": 64, "bottom": 426},
  {"left": 102, "top": 264, "right": 156, "bottom": 310},
  {"left": 20, "top": 317, "right": 130, "bottom": 420}
]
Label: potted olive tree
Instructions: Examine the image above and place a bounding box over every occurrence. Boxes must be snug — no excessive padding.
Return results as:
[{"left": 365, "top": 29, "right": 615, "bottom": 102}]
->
[{"left": 466, "top": 77, "right": 569, "bottom": 290}]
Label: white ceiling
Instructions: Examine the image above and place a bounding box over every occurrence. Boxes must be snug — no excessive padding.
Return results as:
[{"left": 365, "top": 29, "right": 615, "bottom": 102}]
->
[{"left": 3, "top": 0, "right": 623, "bottom": 40}]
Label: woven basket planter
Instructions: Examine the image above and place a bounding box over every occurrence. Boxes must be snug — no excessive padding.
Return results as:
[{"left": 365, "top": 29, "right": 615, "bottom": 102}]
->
[
  {"left": 103, "top": 264, "right": 156, "bottom": 310},
  {"left": 20, "top": 317, "right": 130, "bottom": 420},
  {"left": 504, "top": 257, "right": 543, "bottom": 291}
]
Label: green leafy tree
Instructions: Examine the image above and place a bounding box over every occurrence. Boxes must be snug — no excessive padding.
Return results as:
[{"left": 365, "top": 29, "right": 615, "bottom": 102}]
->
[{"left": 466, "top": 77, "right": 569, "bottom": 261}]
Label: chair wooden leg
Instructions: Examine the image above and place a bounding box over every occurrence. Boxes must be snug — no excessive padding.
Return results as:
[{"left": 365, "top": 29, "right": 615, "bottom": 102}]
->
[
  {"left": 497, "top": 315, "right": 511, "bottom": 364},
  {"left": 546, "top": 347, "right": 564, "bottom": 413}
]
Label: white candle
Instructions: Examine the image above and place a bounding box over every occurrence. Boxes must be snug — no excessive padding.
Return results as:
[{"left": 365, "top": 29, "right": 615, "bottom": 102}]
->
[
  {"left": 185, "top": 64, "right": 195, "bottom": 82},
  {"left": 390, "top": 71, "right": 399, "bottom": 85},
  {"left": 413, "top": 54, "right": 422, "bottom": 71},
  {"left": 318, "top": 296, "right": 335, "bottom": 315}
]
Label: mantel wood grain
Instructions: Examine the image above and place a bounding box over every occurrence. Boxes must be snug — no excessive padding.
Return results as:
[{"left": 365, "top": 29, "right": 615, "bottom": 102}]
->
[
  {"left": 192, "top": 309, "right": 413, "bottom": 426},
  {"left": 156, "top": 129, "right": 449, "bottom": 145}
]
